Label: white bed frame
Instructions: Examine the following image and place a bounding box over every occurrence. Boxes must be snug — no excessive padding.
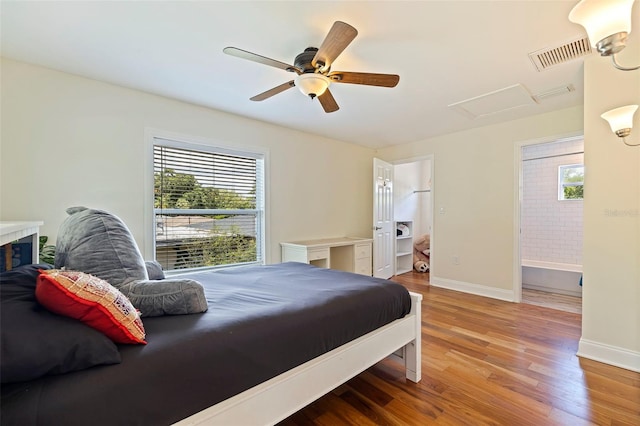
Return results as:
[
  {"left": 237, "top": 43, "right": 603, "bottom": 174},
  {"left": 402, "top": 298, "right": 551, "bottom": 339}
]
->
[{"left": 175, "top": 291, "right": 422, "bottom": 426}]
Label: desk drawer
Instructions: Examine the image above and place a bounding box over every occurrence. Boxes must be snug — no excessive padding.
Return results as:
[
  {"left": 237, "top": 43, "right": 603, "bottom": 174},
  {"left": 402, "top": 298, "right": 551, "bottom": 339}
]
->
[
  {"left": 355, "top": 258, "right": 372, "bottom": 276},
  {"left": 308, "top": 248, "right": 329, "bottom": 261},
  {"left": 355, "top": 243, "right": 372, "bottom": 259}
]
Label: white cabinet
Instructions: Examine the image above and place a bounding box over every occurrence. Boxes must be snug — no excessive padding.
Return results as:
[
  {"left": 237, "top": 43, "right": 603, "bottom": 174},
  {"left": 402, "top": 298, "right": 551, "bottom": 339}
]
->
[
  {"left": 281, "top": 237, "right": 373, "bottom": 276},
  {"left": 353, "top": 242, "right": 373, "bottom": 276},
  {"left": 0, "top": 221, "right": 43, "bottom": 271},
  {"left": 395, "top": 221, "right": 413, "bottom": 275}
]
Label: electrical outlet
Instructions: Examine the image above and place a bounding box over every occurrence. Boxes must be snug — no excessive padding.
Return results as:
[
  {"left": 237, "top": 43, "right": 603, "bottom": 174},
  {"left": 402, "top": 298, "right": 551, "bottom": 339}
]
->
[{"left": 452, "top": 255, "right": 460, "bottom": 265}]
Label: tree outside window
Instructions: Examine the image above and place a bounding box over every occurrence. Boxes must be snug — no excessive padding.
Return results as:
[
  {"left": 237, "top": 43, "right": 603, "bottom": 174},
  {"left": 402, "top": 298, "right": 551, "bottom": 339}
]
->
[{"left": 558, "top": 164, "right": 584, "bottom": 200}]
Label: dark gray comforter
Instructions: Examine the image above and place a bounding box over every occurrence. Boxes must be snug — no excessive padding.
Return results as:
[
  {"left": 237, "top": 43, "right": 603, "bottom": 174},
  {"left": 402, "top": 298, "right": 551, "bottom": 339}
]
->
[{"left": 1, "top": 262, "right": 411, "bottom": 425}]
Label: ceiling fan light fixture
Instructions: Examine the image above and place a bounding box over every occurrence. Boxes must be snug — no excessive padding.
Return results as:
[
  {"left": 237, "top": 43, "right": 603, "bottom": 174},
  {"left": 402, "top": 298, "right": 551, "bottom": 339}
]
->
[
  {"left": 295, "top": 73, "right": 330, "bottom": 99},
  {"left": 224, "top": 21, "right": 398, "bottom": 112}
]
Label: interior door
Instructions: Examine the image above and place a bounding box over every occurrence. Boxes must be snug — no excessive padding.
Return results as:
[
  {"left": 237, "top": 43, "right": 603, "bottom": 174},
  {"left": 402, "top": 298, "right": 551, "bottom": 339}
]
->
[{"left": 373, "top": 158, "right": 394, "bottom": 279}]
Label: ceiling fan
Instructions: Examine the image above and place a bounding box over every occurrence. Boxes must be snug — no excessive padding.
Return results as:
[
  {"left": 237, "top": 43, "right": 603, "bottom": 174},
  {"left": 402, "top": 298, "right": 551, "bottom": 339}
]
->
[{"left": 223, "top": 21, "right": 400, "bottom": 113}]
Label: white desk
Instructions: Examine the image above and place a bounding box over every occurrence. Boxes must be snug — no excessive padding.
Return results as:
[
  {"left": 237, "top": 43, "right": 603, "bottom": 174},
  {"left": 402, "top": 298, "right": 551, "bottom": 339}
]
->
[
  {"left": 0, "top": 221, "right": 44, "bottom": 270},
  {"left": 281, "top": 237, "right": 373, "bottom": 276}
]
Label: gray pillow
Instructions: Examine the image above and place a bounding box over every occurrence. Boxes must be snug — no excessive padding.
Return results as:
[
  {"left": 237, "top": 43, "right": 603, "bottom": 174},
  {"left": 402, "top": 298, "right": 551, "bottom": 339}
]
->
[
  {"left": 125, "top": 279, "right": 208, "bottom": 318},
  {"left": 145, "top": 260, "right": 165, "bottom": 280},
  {"left": 55, "top": 207, "right": 208, "bottom": 317},
  {"left": 55, "top": 206, "right": 148, "bottom": 288}
]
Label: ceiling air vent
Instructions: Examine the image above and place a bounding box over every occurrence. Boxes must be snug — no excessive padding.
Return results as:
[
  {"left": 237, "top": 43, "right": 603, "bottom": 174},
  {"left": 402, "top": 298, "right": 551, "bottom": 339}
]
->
[
  {"left": 528, "top": 37, "right": 592, "bottom": 71},
  {"left": 532, "top": 84, "right": 576, "bottom": 103}
]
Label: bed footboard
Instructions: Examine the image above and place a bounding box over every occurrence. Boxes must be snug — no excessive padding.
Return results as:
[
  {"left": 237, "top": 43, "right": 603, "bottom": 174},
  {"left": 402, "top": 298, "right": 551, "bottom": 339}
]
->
[{"left": 389, "top": 291, "right": 422, "bottom": 382}]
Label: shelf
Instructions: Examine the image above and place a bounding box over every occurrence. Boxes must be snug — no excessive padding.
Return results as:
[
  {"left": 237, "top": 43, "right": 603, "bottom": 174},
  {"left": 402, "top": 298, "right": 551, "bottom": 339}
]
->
[
  {"left": 0, "top": 221, "right": 43, "bottom": 271},
  {"left": 0, "top": 221, "right": 43, "bottom": 247},
  {"left": 395, "top": 221, "right": 413, "bottom": 275}
]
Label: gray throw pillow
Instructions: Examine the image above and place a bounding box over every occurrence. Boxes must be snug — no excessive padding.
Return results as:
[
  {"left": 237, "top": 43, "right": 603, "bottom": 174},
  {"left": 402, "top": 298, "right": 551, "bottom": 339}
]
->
[
  {"left": 55, "top": 207, "right": 208, "bottom": 317},
  {"left": 145, "top": 260, "right": 165, "bottom": 280},
  {"left": 125, "top": 279, "right": 208, "bottom": 318}
]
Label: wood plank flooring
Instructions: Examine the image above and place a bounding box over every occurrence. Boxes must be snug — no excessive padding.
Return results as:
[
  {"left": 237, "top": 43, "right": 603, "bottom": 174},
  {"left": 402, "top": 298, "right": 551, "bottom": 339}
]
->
[
  {"left": 522, "top": 288, "right": 582, "bottom": 314},
  {"left": 279, "top": 272, "right": 640, "bottom": 425}
]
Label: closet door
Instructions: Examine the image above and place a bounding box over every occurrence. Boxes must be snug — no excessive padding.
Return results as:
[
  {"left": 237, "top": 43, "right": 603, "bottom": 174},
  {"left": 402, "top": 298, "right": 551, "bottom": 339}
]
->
[{"left": 373, "top": 158, "right": 394, "bottom": 279}]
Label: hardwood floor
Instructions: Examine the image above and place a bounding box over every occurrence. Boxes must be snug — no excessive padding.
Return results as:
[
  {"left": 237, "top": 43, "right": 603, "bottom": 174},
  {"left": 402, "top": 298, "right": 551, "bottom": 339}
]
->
[
  {"left": 279, "top": 272, "right": 640, "bottom": 425},
  {"left": 522, "top": 288, "right": 582, "bottom": 314}
]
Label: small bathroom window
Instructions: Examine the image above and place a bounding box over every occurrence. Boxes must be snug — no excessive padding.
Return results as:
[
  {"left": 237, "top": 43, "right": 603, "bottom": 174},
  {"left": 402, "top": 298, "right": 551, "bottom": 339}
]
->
[{"left": 558, "top": 164, "right": 584, "bottom": 200}]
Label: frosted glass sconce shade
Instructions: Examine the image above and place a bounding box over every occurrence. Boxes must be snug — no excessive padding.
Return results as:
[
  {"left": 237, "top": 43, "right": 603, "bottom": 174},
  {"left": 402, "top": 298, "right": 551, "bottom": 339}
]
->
[
  {"left": 569, "top": 0, "right": 639, "bottom": 70},
  {"left": 601, "top": 105, "right": 639, "bottom": 146},
  {"left": 601, "top": 105, "right": 638, "bottom": 135},
  {"left": 569, "top": 0, "right": 634, "bottom": 51}
]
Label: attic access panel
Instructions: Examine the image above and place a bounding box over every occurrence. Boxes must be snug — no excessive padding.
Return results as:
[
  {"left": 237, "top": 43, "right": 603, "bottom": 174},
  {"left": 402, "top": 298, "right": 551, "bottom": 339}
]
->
[{"left": 448, "top": 83, "right": 536, "bottom": 119}]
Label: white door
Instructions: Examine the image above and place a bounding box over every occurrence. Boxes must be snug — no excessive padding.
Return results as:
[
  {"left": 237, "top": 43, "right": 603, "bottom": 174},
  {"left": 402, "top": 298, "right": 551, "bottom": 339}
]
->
[{"left": 373, "top": 158, "right": 394, "bottom": 279}]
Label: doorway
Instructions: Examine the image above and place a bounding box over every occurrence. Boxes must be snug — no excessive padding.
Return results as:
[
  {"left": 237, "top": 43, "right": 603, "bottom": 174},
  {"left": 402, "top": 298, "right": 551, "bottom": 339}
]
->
[
  {"left": 516, "top": 136, "right": 583, "bottom": 313},
  {"left": 393, "top": 156, "right": 434, "bottom": 279}
]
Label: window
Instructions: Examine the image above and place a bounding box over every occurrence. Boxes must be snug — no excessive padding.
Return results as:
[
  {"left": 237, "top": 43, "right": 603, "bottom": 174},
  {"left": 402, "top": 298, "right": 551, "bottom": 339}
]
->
[
  {"left": 558, "top": 164, "right": 584, "bottom": 200},
  {"left": 153, "top": 138, "right": 265, "bottom": 271}
]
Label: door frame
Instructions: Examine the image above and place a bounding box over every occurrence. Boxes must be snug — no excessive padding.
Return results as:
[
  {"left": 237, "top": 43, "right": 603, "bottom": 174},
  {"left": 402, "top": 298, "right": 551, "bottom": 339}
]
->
[
  {"left": 512, "top": 132, "right": 583, "bottom": 303},
  {"left": 392, "top": 154, "right": 435, "bottom": 277}
]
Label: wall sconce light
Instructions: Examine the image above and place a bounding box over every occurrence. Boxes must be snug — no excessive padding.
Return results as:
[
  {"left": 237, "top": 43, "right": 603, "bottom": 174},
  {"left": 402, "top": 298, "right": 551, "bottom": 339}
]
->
[
  {"left": 601, "top": 104, "right": 639, "bottom": 146},
  {"left": 569, "top": 0, "right": 640, "bottom": 71}
]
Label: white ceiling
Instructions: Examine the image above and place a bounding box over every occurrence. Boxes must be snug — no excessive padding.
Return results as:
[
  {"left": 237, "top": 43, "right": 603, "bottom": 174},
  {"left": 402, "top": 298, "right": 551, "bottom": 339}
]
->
[{"left": 1, "top": 0, "right": 599, "bottom": 149}]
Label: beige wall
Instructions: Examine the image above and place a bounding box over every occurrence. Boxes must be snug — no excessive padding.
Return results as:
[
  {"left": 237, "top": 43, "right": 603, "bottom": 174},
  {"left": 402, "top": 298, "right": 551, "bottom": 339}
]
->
[
  {"left": 580, "top": 41, "right": 639, "bottom": 369},
  {"left": 0, "top": 58, "right": 375, "bottom": 263},
  {"left": 377, "top": 107, "right": 584, "bottom": 294},
  {"left": 378, "top": 37, "right": 640, "bottom": 370},
  {"left": 3, "top": 50, "right": 638, "bottom": 371}
]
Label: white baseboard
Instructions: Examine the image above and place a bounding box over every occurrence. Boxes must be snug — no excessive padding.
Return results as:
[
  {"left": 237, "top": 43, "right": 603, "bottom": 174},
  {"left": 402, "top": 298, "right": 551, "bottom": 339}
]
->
[
  {"left": 430, "top": 276, "right": 515, "bottom": 302},
  {"left": 577, "top": 338, "right": 640, "bottom": 373}
]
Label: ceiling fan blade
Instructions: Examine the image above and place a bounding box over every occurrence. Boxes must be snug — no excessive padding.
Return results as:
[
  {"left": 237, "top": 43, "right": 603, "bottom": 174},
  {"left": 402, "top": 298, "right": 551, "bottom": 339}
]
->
[
  {"left": 328, "top": 72, "right": 400, "bottom": 87},
  {"left": 250, "top": 81, "right": 295, "bottom": 101},
  {"left": 311, "top": 21, "right": 358, "bottom": 70},
  {"left": 223, "top": 47, "right": 296, "bottom": 72},
  {"left": 318, "top": 89, "right": 339, "bottom": 113}
]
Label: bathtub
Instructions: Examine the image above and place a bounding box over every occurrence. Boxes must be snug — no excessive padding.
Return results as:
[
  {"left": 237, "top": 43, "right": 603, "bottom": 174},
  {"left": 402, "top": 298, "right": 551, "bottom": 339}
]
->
[{"left": 521, "top": 260, "right": 583, "bottom": 297}]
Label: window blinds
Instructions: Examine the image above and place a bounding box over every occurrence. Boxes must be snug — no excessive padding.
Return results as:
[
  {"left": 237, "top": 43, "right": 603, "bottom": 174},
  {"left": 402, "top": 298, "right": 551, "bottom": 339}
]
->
[{"left": 153, "top": 142, "right": 264, "bottom": 270}]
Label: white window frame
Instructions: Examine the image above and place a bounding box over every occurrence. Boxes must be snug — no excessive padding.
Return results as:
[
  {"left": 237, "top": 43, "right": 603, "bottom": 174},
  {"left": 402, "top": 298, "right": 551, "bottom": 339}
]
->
[
  {"left": 558, "top": 163, "right": 584, "bottom": 201},
  {"left": 144, "top": 129, "right": 268, "bottom": 272}
]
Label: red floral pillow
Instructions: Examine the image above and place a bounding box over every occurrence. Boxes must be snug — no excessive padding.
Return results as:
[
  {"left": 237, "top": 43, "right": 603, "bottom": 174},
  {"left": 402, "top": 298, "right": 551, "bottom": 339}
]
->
[{"left": 36, "top": 270, "right": 146, "bottom": 345}]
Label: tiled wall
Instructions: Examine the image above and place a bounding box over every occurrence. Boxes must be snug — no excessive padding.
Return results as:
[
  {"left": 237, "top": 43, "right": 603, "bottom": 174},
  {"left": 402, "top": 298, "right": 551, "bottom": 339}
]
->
[{"left": 522, "top": 138, "right": 584, "bottom": 266}]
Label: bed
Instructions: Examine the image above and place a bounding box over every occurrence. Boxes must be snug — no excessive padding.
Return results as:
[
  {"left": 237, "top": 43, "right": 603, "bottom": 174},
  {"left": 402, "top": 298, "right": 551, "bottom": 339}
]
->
[{"left": 1, "top": 261, "right": 422, "bottom": 426}]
